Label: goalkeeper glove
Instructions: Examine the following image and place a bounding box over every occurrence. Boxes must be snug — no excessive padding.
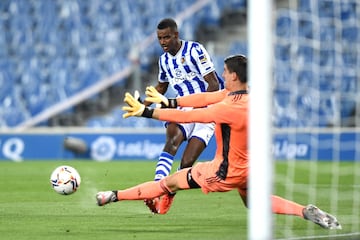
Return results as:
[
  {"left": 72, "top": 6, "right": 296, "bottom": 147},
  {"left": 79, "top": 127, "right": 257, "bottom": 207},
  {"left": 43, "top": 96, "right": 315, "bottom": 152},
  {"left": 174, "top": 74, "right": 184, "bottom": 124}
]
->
[
  {"left": 122, "top": 92, "right": 154, "bottom": 118},
  {"left": 145, "top": 86, "right": 177, "bottom": 108}
]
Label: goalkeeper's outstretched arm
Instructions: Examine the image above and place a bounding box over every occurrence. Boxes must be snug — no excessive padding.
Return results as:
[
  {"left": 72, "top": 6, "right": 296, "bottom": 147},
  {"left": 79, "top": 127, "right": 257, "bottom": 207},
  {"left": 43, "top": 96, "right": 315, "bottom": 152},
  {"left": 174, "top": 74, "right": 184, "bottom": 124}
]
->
[
  {"left": 122, "top": 90, "right": 226, "bottom": 123},
  {"left": 122, "top": 92, "right": 217, "bottom": 123},
  {"left": 144, "top": 85, "right": 226, "bottom": 108}
]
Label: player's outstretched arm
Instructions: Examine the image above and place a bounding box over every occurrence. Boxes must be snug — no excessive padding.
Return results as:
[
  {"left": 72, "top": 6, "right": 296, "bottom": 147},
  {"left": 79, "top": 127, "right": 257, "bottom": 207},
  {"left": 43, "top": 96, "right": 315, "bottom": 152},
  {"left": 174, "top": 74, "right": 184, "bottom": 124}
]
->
[
  {"left": 145, "top": 85, "right": 226, "bottom": 109},
  {"left": 145, "top": 86, "right": 177, "bottom": 108},
  {"left": 122, "top": 91, "right": 218, "bottom": 123}
]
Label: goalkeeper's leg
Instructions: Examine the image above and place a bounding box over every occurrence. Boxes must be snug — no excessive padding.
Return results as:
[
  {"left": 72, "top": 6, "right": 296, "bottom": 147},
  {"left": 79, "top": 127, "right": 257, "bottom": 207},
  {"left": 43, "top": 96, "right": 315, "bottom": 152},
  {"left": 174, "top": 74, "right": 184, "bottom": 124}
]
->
[
  {"left": 272, "top": 195, "right": 341, "bottom": 229},
  {"left": 239, "top": 190, "right": 341, "bottom": 229}
]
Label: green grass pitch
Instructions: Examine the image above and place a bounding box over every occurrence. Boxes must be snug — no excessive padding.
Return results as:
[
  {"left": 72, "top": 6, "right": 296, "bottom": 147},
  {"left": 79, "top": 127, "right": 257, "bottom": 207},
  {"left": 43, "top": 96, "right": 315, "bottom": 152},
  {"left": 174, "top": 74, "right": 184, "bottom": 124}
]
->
[{"left": 0, "top": 160, "right": 358, "bottom": 240}]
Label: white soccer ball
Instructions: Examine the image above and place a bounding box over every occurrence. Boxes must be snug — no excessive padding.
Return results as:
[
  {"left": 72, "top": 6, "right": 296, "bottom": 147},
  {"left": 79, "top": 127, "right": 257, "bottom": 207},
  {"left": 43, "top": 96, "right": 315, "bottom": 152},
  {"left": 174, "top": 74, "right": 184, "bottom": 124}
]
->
[{"left": 50, "top": 165, "right": 81, "bottom": 195}]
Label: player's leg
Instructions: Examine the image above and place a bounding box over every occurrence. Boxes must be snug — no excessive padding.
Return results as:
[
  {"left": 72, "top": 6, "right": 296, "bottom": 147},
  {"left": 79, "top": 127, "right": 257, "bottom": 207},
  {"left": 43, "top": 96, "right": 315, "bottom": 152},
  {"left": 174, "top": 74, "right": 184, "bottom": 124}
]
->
[
  {"left": 154, "top": 122, "right": 185, "bottom": 181},
  {"left": 158, "top": 167, "right": 200, "bottom": 214},
  {"left": 271, "top": 195, "right": 304, "bottom": 216},
  {"left": 96, "top": 181, "right": 165, "bottom": 206},
  {"left": 159, "top": 123, "right": 212, "bottom": 213},
  {"left": 145, "top": 122, "right": 186, "bottom": 213},
  {"left": 272, "top": 195, "right": 341, "bottom": 229},
  {"left": 237, "top": 188, "right": 248, "bottom": 207},
  {"left": 239, "top": 191, "right": 304, "bottom": 216},
  {"left": 179, "top": 137, "right": 206, "bottom": 168},
  {"left": 157, "top": 137, "right": 205, "bottom": 212},
  {"left": 179, "top": 122, "right": 214, "bottom": 169},
  {"left": 237, "top": 184, "right": 304, "bottom": 216},
  {"left": 239, "top": 190, "right": 341, "bottom": 229},
  {"left": 96, "top": 168, "right": 191, "bottom": 206}
]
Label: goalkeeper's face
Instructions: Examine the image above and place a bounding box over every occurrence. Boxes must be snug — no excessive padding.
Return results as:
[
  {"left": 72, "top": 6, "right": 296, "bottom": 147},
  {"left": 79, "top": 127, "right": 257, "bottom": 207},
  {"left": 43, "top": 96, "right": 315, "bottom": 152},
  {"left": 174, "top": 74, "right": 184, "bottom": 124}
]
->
[
  {"left": 222, "top": 64, "right": 236, "bottom": 91},
  {"left": 157, "top": 27, "right": 180, "bottom": 55}
]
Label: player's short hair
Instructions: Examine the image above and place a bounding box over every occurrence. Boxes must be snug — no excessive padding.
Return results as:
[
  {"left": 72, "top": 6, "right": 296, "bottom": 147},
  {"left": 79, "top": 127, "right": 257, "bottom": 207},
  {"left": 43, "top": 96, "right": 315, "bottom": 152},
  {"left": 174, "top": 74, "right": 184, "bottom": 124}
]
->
[
  {"left": 224, "top": 54, "right": 247, "bottom": 83},
  {"left": 157, "top": 18, "right": 178, "bottom": 32}
]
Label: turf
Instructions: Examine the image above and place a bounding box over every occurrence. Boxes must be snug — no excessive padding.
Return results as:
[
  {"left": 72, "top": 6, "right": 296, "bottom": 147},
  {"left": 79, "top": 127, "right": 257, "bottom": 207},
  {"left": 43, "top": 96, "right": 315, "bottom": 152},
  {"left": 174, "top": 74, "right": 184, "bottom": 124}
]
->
[{"left": 0, "top": 160, "right": 358, "bottom": 240}]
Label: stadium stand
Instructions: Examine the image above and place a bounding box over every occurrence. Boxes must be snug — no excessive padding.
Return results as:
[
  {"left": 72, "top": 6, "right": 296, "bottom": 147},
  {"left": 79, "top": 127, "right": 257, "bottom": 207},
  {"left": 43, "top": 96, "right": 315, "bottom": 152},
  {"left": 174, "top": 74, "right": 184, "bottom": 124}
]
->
[
  {"left": 273, "top": 0, "right": 359, "bottom": 127},
  {"left": 0, "top": 0, "right": 247, "bottom": 128},
  {"left": 0, "top": 0, "right": 358, "bottom": 128}
]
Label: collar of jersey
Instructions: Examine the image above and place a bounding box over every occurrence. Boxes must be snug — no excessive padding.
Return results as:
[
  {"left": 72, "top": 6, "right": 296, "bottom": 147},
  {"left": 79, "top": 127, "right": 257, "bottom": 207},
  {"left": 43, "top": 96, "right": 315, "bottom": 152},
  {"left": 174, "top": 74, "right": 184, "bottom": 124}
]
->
[{"left": 228, "top": 90, "right": 248, "bottom": 95}]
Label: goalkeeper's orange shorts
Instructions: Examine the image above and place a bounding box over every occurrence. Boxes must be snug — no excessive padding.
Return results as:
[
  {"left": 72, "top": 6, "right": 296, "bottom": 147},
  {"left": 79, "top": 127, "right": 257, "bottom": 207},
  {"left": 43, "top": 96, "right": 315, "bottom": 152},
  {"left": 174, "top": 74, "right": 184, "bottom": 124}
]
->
[{"left": 190, "top": 161, "right": 248, "bottom": 195}]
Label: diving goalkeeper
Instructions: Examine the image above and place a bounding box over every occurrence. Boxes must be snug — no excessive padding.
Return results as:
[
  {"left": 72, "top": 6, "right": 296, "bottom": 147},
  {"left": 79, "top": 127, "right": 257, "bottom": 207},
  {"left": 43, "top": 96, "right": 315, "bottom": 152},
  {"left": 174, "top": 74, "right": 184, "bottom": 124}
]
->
[{"left": 96, "top": 55, "right": 341, "bottom": 230}]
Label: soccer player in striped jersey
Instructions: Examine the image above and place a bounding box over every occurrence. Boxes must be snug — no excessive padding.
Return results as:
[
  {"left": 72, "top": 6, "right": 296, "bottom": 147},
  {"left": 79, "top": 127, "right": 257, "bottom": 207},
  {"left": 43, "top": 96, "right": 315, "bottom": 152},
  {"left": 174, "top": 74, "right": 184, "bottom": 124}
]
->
[{"left": 142, "top": 18, "right": 224, "bottom": 213}]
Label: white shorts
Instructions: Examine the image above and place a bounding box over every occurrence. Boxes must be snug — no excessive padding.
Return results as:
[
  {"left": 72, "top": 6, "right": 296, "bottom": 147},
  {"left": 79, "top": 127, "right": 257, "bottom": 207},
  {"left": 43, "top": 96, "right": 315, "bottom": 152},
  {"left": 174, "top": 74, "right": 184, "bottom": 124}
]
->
[{"left": 166, "top": 122, "right": 215, "bottom": 146}]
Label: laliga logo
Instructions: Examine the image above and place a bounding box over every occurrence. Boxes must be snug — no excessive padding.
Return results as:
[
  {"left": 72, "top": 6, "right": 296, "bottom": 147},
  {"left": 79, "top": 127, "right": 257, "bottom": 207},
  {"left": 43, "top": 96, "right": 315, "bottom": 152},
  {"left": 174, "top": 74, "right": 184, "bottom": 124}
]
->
[
  {"left": 90, "top": 136, "right": 164, "bottom": 161},
  {"left": 1, "top": 137, "right": 24, "bottom": 162},
  {"left": 90, "top": 136, "right": 116, "bottom": 162},
  {"left": 272, "top": 140, "right": 309, "bottom": 159}
]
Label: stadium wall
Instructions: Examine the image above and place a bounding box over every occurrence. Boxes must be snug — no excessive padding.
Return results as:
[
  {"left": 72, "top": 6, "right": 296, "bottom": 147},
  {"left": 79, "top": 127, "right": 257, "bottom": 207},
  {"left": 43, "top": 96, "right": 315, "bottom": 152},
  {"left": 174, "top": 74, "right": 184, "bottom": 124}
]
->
[{"left": 0, "top": 128, "right": 359, "bottom": 162}]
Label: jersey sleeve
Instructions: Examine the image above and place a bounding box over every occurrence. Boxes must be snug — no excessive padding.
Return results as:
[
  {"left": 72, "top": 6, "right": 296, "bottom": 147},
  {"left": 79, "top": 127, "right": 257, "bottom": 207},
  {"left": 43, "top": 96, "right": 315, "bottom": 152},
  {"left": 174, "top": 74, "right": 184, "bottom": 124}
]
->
[
  {"left": 177, "top": 90, "right": 227, "bottom": 108},
  {"left": 157, "top": 100, "right": 234, "bottom": 124},
  {"left": 191, "top": 43, "right": 215, "bottom": 77},
  {"left": 158, "top": 56, "right": 168, "bottom": 83}
]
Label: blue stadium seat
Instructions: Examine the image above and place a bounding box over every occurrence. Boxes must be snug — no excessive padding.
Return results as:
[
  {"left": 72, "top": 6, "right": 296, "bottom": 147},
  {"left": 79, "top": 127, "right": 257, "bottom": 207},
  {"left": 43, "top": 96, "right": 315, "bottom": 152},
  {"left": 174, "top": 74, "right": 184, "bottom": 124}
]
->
[
  {"left": 340, "top": 98, "right": 356, "bottom": 118},
  {"left": 276, "top": 10, "right": 293, "bottom": 39},
  {"left": 0, "top": 62, "right": 15, "bottom": 102},
  {"left": 212, "top": 55, "right": 226, "bottom": 74},
  {"left": 342, "top": 48, "right": 357, "bottom": 68},
  {"left": 1, "top": 88, "right": 29, "bottom": 127},
  {"left": 274, "top": 65, "right": 292, "bottom": 88},
  {"left": 229, "top": 41, "right": 247, "bottom": 55},
  {"left": 340, "top": 2, "right": 357, "bottom": 21},
  {"left": 342, "top": 26, "right": 358, "bottom": 43},
  {"left": 297, "top": 45, "right": 313, "bottom": 65},
  {"left": 297, "top": 0, "right": 311, "bottom": 13},
  {"left": 275, "top": 43, "right": 291, "bottom": 62},
  {"left": 19, "top": 67, "right": 48, "bottom": 115},
  {"left": 341, "top": 74, "right": 357, "bottom": 93},
  {"left": 319, "top": 49, "right": 335, "bottom": 67},
  {"left": 297, "top": 70, "right": 314, "bottom": 89},
  {"left": 200, "top": 1, "right": 221, "bottom": 27},
  {"left": 274, "top": 90, "right": 291, "bottom": 109},
  {"left": 318, "top": 0, "right": 335, "bottom": 18},
  {"left": 298, "top": 18, "right": 313, "bottom": 39},
  {"left": 319, "top": 72, "right": 335, "bottom": 92},
  {"left": 320, "top": 24, "right": 336, "bottom": 42},
  {"left": 216, "top": 0, "right": 246, "bottom": 10}
]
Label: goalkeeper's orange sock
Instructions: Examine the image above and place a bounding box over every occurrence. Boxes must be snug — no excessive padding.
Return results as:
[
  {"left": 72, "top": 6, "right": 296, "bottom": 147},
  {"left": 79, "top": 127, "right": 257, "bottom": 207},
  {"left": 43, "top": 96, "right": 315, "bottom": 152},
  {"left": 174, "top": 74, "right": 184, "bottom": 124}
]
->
[
  {"left": 272, "top": 195, "right": 305, "bottom": 218},
  {"left": 116, "top": 180, "right": 170, "bottom": 200}
]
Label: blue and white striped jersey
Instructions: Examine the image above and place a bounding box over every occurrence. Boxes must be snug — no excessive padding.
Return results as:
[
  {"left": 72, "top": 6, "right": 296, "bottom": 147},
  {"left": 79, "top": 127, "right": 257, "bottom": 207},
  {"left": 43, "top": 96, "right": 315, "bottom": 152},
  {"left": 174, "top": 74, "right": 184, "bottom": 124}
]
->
[{"left": 158, "top": 40, "right": 224, "bottom": 97}]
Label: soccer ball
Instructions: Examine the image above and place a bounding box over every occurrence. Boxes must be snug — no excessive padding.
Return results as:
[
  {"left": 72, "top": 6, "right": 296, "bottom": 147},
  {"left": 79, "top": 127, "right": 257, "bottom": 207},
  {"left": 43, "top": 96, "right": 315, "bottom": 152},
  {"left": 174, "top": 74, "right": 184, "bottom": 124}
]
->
[{"left": 50, "top": 165, "right": 81, "bottom": 195}]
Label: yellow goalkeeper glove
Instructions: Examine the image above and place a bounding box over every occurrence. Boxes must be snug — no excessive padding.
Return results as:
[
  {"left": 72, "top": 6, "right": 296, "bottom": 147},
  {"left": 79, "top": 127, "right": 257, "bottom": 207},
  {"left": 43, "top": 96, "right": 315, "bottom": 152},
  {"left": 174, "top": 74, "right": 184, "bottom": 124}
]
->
[
  {"left": 145, "top": 86, "right": 177, "bottom": 108},
  {"left": 145, "top": 86, "right": 169, "bottom": 106},
  {"left": 122, "top": 92, "right": 145, "bottom": 118},
  {"left": 122, "top": 92, "right": 154, "bottom": 119}
]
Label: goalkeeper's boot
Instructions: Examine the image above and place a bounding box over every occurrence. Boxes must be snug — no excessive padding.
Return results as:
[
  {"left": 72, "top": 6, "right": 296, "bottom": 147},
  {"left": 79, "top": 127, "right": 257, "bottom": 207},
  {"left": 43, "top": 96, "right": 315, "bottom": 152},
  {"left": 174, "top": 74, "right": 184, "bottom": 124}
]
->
[
  {"left": 96, "top": 191, "right": 117, "bottom": 206},
  {"left": 158, "top": 192, "right": 176, "bottom": 214},
  {"left": 144, "top": 198, "right": 160, "bottom": 214},
  {"left": 303, "top": 204, "right": 342, "bottom": 229}
]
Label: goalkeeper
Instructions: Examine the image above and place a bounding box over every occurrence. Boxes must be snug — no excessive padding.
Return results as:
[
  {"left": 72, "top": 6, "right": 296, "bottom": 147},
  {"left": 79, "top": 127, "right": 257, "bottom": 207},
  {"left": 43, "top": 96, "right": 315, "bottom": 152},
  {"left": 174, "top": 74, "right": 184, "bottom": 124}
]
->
[{"left": 96, "top": 55, "right": 341, "bottom": 229}]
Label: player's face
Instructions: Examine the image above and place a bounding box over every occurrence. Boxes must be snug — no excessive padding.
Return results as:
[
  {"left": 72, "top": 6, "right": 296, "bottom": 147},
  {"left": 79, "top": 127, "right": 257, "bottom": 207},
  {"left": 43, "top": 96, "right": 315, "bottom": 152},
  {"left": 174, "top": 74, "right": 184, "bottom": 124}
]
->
[
  {"left": 157, "top": 27, "right": 179, "bottom": 55},
  {"left": 222, "top": 64, "right": 235, "bottom": 90}
]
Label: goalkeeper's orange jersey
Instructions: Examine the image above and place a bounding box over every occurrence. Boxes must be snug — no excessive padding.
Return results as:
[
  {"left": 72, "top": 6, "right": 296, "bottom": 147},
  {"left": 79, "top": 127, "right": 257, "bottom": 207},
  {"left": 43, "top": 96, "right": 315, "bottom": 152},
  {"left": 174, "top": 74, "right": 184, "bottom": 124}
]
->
[{"left": 157, "top": 89, "right": 248, "bottom": 180}]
